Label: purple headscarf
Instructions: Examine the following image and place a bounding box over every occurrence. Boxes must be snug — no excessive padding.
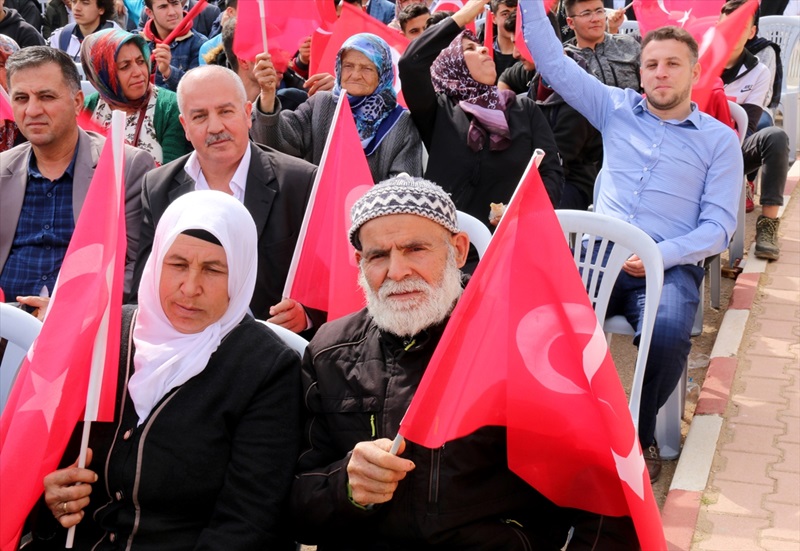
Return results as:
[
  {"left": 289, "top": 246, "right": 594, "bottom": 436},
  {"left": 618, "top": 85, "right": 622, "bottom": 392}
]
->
[{"left": 430, "top": 29, "right": 515, "bottom": 151}]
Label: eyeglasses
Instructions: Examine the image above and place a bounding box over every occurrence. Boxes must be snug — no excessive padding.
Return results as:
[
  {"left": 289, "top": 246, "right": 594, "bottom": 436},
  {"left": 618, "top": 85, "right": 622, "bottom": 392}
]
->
[{"left": 569, "top": 7, "right": 607, "bottom": 19}]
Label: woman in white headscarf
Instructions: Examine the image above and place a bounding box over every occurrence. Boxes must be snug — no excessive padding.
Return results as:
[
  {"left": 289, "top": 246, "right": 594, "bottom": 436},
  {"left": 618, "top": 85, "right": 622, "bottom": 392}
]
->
[{"left": 37, "top": 191, "right": 300, "bottom": 550}]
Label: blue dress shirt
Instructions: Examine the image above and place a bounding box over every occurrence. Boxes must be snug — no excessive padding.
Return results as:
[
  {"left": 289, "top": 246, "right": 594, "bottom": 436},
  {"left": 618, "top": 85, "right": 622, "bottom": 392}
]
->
[{"left": 520, "top": 0, "right": 743, "bottom": 270}]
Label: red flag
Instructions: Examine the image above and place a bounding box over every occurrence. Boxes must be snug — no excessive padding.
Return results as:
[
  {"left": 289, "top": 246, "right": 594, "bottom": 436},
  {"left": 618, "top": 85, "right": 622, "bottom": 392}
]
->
[
  {"left": 309, "top": 26, "right": 333, "bottom": 74},
  {"left": 514, "top": 5, "right": 533, "bottom": 63},
  {"left": 282, "top": 94, "right": 371, "bottom": 322},
  {"left": 234, "top": 0, "right": 327, "bottom": 63},
  {"left": 691, "top": 0, "right": 759, "bottom": 111},
  {"left": 399, "top": 158, "right": 666, "bottom": 549},
  {"left": 0, "top": 119, "right": 126, "bottom": 549},
  {"left": 484, "top": 10, "right": 494, "bottom": 60},
  {"left": 315, "top": 3, "right": 409, "bottom": 104},
  {"left": 0, "top": 86, "right": 13, "bottom": 121},
  {"left": 162, "top": 0, "right": 207, "bottom": 45},
  {"left": 633, "top": 0, "right": 724, "bottom": 38},
  {"left": 431, "top": 0, "right": 475, "bottom": 33}
]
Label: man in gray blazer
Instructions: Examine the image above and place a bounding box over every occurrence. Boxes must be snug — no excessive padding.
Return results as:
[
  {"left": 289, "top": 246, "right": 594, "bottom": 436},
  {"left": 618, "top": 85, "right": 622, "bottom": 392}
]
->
[
  {"left": 0, "top": 47, "right": 154, "bottom": 306},
  {"left": 130, "top": 64, "right": 319, "bottom": 333}
]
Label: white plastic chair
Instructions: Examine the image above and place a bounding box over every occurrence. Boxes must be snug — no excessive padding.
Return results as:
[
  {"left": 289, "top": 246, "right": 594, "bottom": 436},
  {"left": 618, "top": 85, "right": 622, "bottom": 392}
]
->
[
  {"left": 759, "top": 15, "right": 799, "bottom": 164},
  {"left": 555, "top": 211, "right": 665, "bottom": 450},
  {"left": 456, "top": 210, "right": 492, "bottom": 259},
  {"left": 0, "top": 303, "right": 43, "bottom": 413},
  {"left": 257, "top": 319, "right": 309, "bottom": 358},
  {"left": 618, "top": 20, "right": 640, "bottom": 38},
  {"left": 728, "top": 101, "right": 750, "bottom": 270}
]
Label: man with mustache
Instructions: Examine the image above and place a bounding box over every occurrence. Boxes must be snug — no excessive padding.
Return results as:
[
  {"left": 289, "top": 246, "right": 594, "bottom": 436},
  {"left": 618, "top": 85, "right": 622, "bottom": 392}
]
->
[
  {"left": 130, "top": 64, "right": 320, "bottom": 333},
  {"left": 290, "top": 175, "right": 637, "bottom": 549}
]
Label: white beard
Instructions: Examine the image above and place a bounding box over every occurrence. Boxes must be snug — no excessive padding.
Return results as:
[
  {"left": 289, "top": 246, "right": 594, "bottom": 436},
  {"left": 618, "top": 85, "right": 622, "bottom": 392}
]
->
[{"left": 359, "top": 248, "right": 463, "bottom": 338}]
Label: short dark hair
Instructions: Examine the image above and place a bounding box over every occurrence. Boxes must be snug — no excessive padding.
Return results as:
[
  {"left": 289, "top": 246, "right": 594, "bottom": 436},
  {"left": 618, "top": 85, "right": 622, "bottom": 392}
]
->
[
  {"left": 424, "top": 10, "right": 452, "bottom": 29},
  {"left": 720, "top": 0, "right": 759, "bottom": 28},
  {"left": 144, "top": 0, "right": 181, "bottom": 12},
  {"left": 563, "top": 0, "right": 596, "bottom": 16},
  {"left": 225, "top": 0, "right": 237, "bottom": 10},
  {"left": 398, "top": 3, "right": 430, "bottom": 32},
  {"left": 490, "top": 0, "right": 516, "bottom": 13},
  {"left": 221, "top": 16, "right": 237, "bottom": 72},
  {"left": 97, "top": 0, "right": 116, "bottom": 24},
  {"left": 6, "top": 46, "right": 81, "bottom": 94},
  {"left": 641, "top": 26, "right": 699, "bottom": 65},
  {"left": 503, "top": 10, "right": 516, "bottom": 33}
]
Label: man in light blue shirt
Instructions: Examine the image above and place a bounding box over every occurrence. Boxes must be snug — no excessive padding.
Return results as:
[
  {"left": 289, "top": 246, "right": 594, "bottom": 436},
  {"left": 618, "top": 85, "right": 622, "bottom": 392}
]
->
[{"left": 519, "top": 0, "right": 743, "bottom": 483}]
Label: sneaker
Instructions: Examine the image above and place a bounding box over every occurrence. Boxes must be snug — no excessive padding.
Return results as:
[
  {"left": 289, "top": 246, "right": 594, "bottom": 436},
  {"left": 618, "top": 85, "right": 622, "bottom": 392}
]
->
[
  {"left": 745, "top": 180, "right": 755, "bottom": 213},
  {"left": 755, "top": 215, "right": 780, "bottom": 261},
  {"left": 644, "top": 443, "right": 662, "bottom": 483}
]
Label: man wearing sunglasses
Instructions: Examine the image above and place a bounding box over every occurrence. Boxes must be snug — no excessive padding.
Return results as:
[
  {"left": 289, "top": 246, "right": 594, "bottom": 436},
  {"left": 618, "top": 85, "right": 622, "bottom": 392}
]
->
[{"left": 562, "top": 0, "right": 641, "bottom": 91}]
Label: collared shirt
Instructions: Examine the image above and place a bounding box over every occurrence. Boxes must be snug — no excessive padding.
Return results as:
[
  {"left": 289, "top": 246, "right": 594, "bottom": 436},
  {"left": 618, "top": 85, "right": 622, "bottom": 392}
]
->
[
  {"left": 184, "top": 145, "right": 251, "bottom": 203},
  {"left": 0, "top": 148, "right": 78, "bottom": 298},
  {"left": 521, "top": 0, "right": 743, "bottom": 270}
]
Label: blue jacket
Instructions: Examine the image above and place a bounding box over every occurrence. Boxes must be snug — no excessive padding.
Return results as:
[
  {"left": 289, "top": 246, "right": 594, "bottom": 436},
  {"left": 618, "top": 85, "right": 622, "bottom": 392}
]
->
[{"left": 366, "top": 0, "right": 395, "bottom": 24}]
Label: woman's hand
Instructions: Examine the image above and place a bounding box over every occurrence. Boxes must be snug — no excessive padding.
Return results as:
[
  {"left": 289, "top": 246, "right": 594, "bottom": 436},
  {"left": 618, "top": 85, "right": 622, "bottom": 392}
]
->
[
  {"left": 268, "top": 298, "right": 308, "bottom": 333},
  {"left": 15, "top": 295, "right": 50, "bottom": 321},
  {"left": 254, "top": 52, "right": 279, "bottom": 113},
  {"left": 304, "top": 73, "right": 335, "bottom": 96},
  {"left": 43, "top": 449, "right": 97, "bottom": 529},
  {"left": 452, "top": 0, "right": 490, "bottom": 29},
  {"left": 152, "top": 43, "right": 172, "bottom": 80}
]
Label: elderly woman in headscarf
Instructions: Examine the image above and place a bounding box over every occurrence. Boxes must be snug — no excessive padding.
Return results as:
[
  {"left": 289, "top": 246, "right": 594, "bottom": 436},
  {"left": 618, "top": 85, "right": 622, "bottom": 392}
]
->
[
  {"left": 37, "top": 191, "right": 300, "bottom": 550},
  {"left": 398, "top": 0, "right": 563, "bottom": 228},
  {"left": 0, "top": 34, "right": 23, "bottom": 152},
  {"left": 80, "top": 28, "right": 191, "bottom": 165},
  {"left": 251, "top": 32, "right": 422, "bottom": 184}
]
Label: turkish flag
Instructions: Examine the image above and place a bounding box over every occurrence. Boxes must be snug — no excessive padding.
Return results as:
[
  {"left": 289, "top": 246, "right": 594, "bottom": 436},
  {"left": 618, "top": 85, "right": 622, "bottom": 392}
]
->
[
  {"left": 399, "top": 157, "right": 666, "bottom": 549},
  {"left": 691, "top": 0, "right": 759, "bottom": 111},
  {"left": 282, "top": 94, "right": 371, "bottom": 322},
  {"left": 514, "top": 5, "right": 533, "bottom": 63},
  {"left": 431, "top": 0, "right": 475, "bottom": 33},
  {"left": 633, "top": 0, "right": 724, "bottom": 37},
  {"left": 0, "top": 117, "right": 126, "bottom": 549},
  {"left": 484, "top": 10, "right": 494, "bottom": 59},
  {"left": 0, "top": 86, "right": 13, "bottom": 121},
  {"left": 314, "top": 3, "right": 409, "bottom": 105},
  {"left": 234, "top": 0, "right": 329, "bottom": 63}
]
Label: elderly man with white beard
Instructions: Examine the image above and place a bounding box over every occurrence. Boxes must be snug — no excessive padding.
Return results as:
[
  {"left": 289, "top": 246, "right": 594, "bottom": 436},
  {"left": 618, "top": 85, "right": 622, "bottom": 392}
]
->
[{"left": 288, "top": 175, "right": 638, "bottom": 550}]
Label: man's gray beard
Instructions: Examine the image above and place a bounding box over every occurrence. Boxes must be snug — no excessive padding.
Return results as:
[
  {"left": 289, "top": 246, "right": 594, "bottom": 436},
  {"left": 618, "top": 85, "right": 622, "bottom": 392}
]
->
[{"left": 359, "top": 248, "right": 463, "bottom": 338}]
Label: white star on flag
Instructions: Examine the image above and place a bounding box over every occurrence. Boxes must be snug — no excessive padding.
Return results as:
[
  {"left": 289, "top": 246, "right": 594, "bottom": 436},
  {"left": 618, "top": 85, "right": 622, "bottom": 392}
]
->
[
  {"left": 612, "top": 439, "right": 647, "bottom": 500},
  {"left": 17, "top": 369, "right": 69, "bottom": 431}
]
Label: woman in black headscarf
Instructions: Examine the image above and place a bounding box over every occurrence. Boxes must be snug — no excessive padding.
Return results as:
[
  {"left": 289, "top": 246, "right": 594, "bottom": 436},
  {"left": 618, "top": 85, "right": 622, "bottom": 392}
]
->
[{"left": 399, "top": 0, "right": 563, "bottom": 228}]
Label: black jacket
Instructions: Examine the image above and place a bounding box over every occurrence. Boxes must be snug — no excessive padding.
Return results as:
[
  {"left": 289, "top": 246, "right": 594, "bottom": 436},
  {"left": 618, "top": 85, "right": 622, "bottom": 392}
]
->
[
  {"left": 29, "top": 307, "right": 301, "bottom": 550},
  {"left": 291, "top": 309, "right": 638, "bottom": 550},
  {"left": 130, "top": 143, "right": 318, "bottom": 323},
  {"left": 0, "top": 7, "right": 45, "bottom": 48},
  {"left": 399, "top": 17, "right": 563, "bottom": 227}
]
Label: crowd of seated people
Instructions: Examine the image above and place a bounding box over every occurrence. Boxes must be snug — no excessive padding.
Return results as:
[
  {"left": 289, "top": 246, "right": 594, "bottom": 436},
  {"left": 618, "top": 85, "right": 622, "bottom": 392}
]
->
[{"left": 1, "top": 0, "right": 796, "bottom": 548}]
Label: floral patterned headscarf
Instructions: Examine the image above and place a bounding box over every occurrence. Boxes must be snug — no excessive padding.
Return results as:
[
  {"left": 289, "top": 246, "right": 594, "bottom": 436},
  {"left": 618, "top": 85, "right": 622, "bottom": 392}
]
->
[
  {"left": 430, "top": 29, "right": 515, "bottom": 151},
  {"left": 81, "top": 29, "right": 152, "bottom": 112},
  {"left": 334, "top": 33, "right": 400, "bottom": 149}
]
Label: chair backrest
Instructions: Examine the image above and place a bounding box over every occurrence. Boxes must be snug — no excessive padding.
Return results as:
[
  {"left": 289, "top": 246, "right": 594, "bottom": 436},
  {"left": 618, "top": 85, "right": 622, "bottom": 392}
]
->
[
  {"left": 457, "top": 210, "right": 492, "bottom": 259},
  {"left": 619, "top": 20, "right": 640, "bottom": 38},
  {"left": 728, "top": 100, "right": 749, "bottom": 146},
  {"left": 257, "top": 319, "right": 309, "bottom": 358},
  {"left": 759, "top": 15, "right": 800, "bottom": 89},
  {"left": 0, "top": 303, "right": 43, "bottom": 413},
  {"left": 555, "top": 210, "right": 664, "bottom": 422}
]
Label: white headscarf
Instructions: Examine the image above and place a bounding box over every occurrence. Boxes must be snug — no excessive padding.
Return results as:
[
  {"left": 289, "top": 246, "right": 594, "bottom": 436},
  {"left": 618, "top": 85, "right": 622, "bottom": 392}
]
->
[{"left": 128, "top": 190, "right": 258, "bottom": 424}]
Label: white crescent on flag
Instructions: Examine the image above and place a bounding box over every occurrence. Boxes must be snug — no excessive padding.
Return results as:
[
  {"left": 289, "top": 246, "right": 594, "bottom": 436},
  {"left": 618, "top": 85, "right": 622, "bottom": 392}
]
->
[{"left": 516, "top": 302, "right": 608, "bottom": 395}]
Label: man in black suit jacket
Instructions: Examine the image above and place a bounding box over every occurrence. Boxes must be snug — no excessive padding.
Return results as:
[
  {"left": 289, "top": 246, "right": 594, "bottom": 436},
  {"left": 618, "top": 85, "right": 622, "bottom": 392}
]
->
[{"left": 130, "top": 64, "right": 319, "bottom": 333}]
